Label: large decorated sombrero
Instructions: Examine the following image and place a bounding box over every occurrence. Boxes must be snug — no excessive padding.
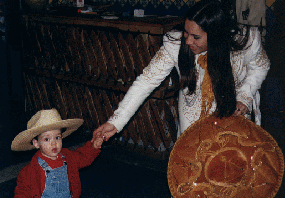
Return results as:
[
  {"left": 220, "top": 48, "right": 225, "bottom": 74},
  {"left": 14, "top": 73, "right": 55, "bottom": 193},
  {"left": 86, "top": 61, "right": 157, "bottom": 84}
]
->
[{"left": 167, "top": 115, "right": 284, "bottom": 198}]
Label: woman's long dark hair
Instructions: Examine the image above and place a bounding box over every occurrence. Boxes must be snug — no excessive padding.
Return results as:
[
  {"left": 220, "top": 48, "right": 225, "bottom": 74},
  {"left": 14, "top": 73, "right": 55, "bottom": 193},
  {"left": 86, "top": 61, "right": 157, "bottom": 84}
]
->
[{"left": 178, "top": 0, "right": 249, "bottom": 118}]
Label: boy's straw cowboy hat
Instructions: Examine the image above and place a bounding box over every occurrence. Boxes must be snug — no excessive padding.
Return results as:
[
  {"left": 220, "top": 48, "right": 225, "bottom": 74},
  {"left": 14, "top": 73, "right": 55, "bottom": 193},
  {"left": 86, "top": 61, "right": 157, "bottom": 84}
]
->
[{"left": 11, "top": 108, "right": 84, "bottom": 151}]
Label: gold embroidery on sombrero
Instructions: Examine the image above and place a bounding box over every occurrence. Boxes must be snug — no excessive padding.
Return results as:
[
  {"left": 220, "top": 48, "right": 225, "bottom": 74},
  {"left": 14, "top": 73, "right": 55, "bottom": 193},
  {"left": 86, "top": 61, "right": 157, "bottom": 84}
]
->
[{"left": 168, "top": 116, "right": 284, "bottom": 198}]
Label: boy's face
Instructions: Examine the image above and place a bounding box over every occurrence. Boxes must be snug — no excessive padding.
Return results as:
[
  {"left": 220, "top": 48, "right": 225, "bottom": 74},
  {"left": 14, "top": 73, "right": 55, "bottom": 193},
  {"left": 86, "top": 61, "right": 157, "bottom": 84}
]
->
[{"left": 32, "top": 129, "right": 62, "bottom": 160}]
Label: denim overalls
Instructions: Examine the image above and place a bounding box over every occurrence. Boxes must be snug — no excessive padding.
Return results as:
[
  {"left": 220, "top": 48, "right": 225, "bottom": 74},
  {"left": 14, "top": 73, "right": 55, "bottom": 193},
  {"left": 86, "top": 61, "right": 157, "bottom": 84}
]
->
[{"left": 38, "top": 154, "right": 72, "bottom": 198}]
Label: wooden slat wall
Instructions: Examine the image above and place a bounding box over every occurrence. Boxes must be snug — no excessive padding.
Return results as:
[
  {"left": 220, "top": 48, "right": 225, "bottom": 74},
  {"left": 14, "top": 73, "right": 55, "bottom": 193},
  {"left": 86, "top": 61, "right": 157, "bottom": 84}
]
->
[{"left": 21, "top": 20, "right": 179, "bottom": 158}]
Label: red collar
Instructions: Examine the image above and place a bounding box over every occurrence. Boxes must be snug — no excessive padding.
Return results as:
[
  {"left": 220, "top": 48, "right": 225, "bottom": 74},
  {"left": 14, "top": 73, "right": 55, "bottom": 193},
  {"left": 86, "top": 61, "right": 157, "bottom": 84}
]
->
[{"left": 37, "top": 152, "right": 64, "bottom": 169}]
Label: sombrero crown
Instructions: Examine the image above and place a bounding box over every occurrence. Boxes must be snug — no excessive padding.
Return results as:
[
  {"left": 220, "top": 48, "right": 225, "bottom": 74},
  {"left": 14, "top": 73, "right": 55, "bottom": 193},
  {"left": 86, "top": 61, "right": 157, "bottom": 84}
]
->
[{"left": 11, "top": 108, "right": 84, "bottom": 151}]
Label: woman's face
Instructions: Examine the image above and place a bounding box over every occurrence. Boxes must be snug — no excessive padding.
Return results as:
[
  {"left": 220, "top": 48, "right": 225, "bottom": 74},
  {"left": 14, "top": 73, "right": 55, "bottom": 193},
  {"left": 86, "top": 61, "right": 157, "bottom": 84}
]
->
[{"left": 184, "top": 19, "right": 208, "bottom": 55}]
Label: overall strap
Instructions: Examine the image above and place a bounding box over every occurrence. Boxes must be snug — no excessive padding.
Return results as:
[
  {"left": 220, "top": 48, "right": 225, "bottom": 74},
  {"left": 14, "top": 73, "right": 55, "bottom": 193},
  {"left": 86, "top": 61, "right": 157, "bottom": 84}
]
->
[
  {"left": 38, "top": 157, "right": 52, "bottom": 172},
  {"left": 60, "top": 153, "right": 67, "bottom": 166}
]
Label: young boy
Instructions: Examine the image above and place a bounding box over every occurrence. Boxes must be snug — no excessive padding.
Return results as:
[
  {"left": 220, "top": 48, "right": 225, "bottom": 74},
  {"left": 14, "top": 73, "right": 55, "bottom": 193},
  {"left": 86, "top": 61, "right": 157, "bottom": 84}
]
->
[{"left": 11, "top": 108, "right": 104, "bottom": 198}]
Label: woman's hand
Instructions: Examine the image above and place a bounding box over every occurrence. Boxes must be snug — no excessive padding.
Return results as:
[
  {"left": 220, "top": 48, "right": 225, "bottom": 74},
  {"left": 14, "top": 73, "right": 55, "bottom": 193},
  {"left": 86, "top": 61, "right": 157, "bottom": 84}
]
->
[
  {"left": 91, "top": 122, "right": 118, "bottom": 143},
  {"left": 233, "top": 101, "right": 249, "bottom": 116}
]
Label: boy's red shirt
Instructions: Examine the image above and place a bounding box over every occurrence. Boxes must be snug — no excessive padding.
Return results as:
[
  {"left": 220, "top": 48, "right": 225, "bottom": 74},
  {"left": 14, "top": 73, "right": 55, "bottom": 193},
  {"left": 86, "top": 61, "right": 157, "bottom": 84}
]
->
[{"left": 14, "top": 141, "right": 100, "bottom": 198}]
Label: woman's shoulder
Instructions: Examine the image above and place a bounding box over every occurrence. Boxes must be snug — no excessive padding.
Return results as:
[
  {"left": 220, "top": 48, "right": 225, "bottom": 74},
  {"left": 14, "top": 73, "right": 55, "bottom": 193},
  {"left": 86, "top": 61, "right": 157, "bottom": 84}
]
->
[{"left": 234, "top": 26, "right": 261, "bottom": 48}]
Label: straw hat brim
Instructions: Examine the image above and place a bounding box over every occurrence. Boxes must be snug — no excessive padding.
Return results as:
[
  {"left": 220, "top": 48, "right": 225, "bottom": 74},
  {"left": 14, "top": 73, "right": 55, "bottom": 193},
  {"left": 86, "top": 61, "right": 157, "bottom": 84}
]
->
[{"left": 11, "top": 118, "right": 84, "bottom": 151}]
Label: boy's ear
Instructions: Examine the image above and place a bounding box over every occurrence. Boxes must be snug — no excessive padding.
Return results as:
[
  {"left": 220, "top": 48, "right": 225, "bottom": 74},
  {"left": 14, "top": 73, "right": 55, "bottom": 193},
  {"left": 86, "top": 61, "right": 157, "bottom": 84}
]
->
[{"left": 32, "top": 139, "right": 39, "bottom": 149}]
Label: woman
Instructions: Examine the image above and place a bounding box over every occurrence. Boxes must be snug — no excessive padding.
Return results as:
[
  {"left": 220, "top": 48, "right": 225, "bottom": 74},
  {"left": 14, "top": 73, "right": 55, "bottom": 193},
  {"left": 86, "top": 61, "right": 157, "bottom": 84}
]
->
[{"left": 92, "top": 0, "right": 270, "bottom": 141}]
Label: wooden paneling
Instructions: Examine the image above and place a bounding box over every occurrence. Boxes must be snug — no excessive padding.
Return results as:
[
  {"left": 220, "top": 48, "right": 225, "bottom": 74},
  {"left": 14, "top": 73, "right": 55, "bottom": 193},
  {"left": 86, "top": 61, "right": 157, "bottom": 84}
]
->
[{"left": 22, "top": 15, "right": 182, "bottom": 159}]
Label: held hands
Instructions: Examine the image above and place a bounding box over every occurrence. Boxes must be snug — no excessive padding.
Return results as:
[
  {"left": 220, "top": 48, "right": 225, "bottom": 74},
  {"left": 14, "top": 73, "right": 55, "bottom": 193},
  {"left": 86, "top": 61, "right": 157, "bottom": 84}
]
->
[
  {"left": 92, "top": 133, "right": 104, "bottom": 149},
  {"left": 233, "top": 101, "right": 249, "bottom": 117},
  {"left": 91, "top": 122, "right": 118, "bottom": 146}
]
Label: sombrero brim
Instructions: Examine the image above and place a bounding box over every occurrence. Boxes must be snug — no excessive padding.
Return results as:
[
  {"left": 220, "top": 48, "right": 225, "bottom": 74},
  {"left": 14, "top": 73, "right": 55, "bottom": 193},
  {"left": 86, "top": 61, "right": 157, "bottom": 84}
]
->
[
  {"left": 167, "top": 115, "right": 284, "bottom": 198},
  {"left": 11, "top": 119, "right": 84, "bottom": 151}
]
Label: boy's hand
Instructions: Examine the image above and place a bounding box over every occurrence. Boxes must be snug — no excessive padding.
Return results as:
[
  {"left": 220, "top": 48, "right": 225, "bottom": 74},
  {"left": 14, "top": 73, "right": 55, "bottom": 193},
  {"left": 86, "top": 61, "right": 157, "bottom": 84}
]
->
[{"left": 92, "top": 133, "right": 104, "bottom": 149}]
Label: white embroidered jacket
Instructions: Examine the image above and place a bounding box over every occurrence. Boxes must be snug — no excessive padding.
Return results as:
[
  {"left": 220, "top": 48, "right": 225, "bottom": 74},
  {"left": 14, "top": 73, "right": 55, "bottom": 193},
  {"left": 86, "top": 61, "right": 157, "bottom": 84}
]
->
[{"left": 108, "top": 27, "right": 270, "bottom": 137}]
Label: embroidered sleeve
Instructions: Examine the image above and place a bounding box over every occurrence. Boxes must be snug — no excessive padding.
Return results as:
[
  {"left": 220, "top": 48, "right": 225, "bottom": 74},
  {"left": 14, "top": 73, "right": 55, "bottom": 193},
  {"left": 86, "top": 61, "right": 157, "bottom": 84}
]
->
[
  {"left": 235, "top": 27, "right": 270, "bottom": 109},
  {"left": 108, "top": 34, "right": 180, "bottom": 132}
]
